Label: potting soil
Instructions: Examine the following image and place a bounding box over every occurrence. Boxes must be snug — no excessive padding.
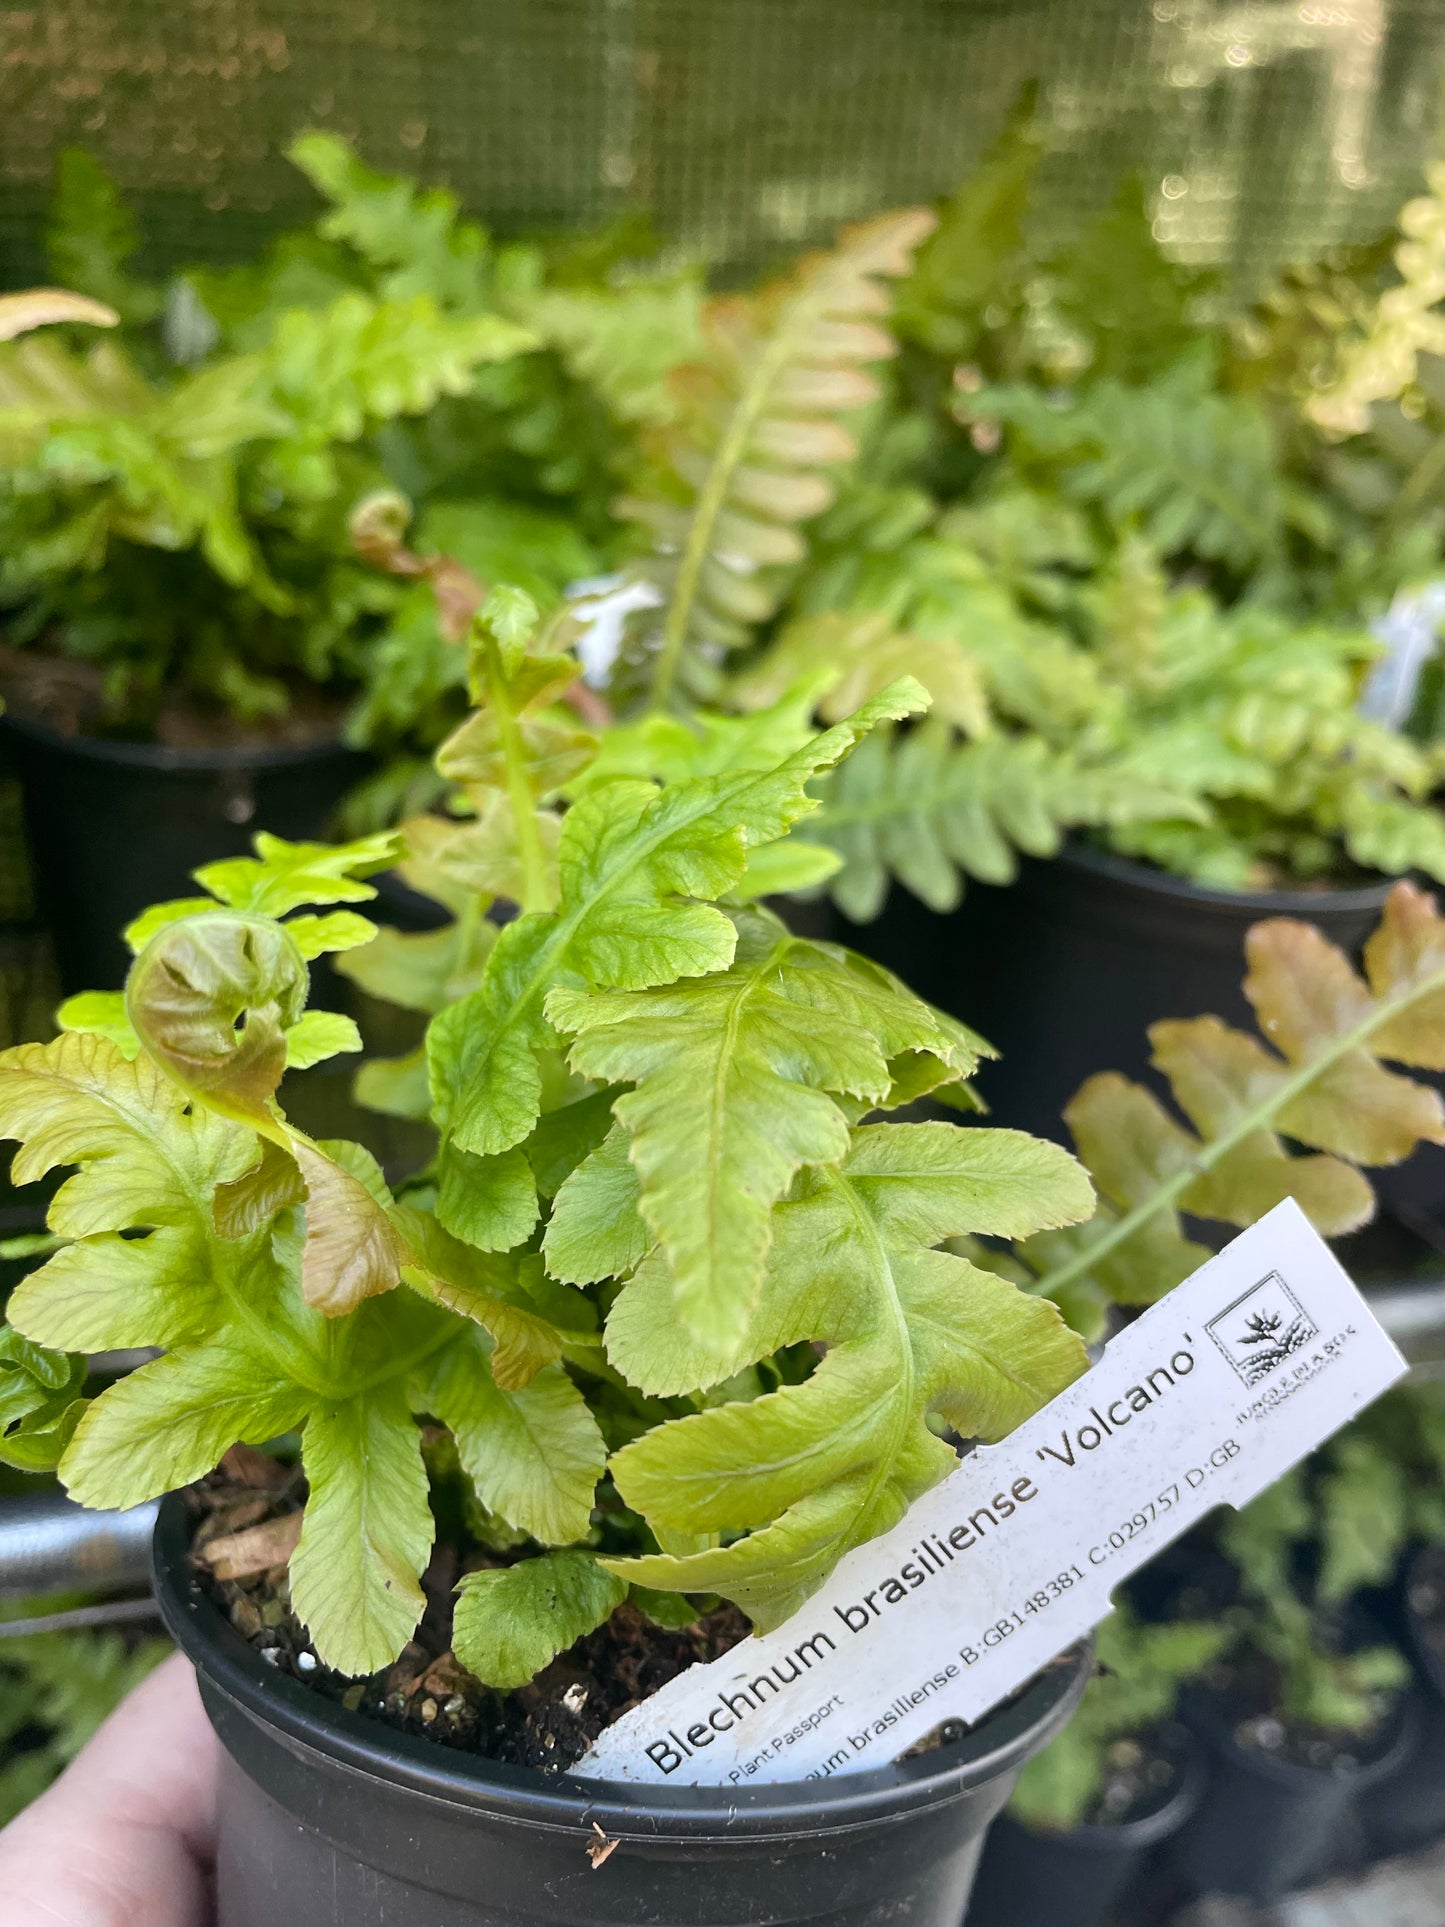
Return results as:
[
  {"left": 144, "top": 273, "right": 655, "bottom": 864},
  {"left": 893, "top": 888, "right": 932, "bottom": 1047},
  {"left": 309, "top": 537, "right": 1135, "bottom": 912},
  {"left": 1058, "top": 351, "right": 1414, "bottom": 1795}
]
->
[
  {"left": 1205, "top": 1648, "right": 1401, "bottom": 1776},
  {"left": 0, "top": 639, "right": 351, "bottom": 750},
  {"left": 186, "top": 1454, "right": 750, "bottom": 1774},
  {"left": 1077, "top": 1724, "right": 1188, "bottom": 1829}
]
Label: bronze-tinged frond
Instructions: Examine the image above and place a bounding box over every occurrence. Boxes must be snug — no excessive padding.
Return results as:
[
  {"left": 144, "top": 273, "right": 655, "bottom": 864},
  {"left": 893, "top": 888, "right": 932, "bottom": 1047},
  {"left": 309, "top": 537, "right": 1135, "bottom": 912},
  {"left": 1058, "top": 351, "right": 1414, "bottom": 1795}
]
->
[
  {"left": 628, "top": 208, "right": 935, "bottom": 707},
  {"left": 1026, "top": 881, "right": 1445, "bottom": 1333},
  {"left": 0, "top": 287, "right": 118, "bottom": 342}
]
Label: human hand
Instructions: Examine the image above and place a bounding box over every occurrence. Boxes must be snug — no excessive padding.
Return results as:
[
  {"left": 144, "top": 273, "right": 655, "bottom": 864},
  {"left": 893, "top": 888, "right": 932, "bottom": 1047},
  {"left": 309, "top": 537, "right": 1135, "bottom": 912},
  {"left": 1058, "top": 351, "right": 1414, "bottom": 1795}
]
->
[{"left": 0, "top": 1650, "right": 218, "bottom": 1927}]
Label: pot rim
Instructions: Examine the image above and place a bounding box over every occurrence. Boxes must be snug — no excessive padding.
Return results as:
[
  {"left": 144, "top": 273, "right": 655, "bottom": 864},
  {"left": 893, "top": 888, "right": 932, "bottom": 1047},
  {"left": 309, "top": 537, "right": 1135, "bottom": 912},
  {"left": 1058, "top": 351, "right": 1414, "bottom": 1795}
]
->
[
  {"left": 1056, "top": 840, "right": 1395, "bottom": 918},
  {"left": 1182, "top": 1683, "right": 1418, "bottom": 1792},
  {"left": 0, "top": 708, "right": 360, "bottom": 775},
  {"left": 1009, "top": 1723, "right": 1206, "bottom": 1853},
  {"left": 1404, "top": 1545, "right": 1445, "bottom": 1700},
  {"left": 153, "top": 1494, "right": 1091, "bottom": 1844}
]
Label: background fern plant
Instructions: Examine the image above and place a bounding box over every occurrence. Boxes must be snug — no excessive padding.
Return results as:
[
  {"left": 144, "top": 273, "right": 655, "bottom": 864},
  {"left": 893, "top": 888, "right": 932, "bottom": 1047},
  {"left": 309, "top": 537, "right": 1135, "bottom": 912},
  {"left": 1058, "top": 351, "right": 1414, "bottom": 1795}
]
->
[
  {"left": 615, "top": 207, "right": 935, "bottom": 709},
  {"left": 0, "top": 1600, "right": 168, "bottom": 1826},
  {"left": 1007, "top": 1606, "right": 1226, "bottom": 1832},
  {"left": 0, "top": 233, "right": 533, "bottom": 736},
  {"left": 1212, "top": 1454, "right": 1412, "bottom": 1738},
  {"left": 0, "top": 137, "right": 702, "bottom": 755},
  {"left": 20, "top": 127, "right": 1445, "bottom": 914},
  {"left": 990, "top": 878, "right": 1445, "bottom": 1339},
  {"left": 710, "top": 155, "right": 1445, "bottom": 916}
]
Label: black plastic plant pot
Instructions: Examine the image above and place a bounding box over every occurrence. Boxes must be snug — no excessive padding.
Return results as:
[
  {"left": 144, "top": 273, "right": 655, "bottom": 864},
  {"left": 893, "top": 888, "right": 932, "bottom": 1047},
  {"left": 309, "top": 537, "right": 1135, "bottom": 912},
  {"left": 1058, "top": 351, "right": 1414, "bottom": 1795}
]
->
[
  {"left": 1356, "top": 1682, "right": 1445, "bottom": 1859},
  {"left": 152, "top": 1498, "right": 1091, "bottom": 1927},
  {"left": 1168, "top": 1691, "right": 1416, "bottom": 1904},
  {"left": 0, "top": 713, "right": 369, "bottom": 994},
  {"left": 846, "top": 847, "right": 1439, "bottom": 1193},
  {"left": 963, "top": 1732, "right": 1204, "bottom": 1927},
  {"left": 1359, "top": 1549, "right": 1445, "bottom": 1858}
]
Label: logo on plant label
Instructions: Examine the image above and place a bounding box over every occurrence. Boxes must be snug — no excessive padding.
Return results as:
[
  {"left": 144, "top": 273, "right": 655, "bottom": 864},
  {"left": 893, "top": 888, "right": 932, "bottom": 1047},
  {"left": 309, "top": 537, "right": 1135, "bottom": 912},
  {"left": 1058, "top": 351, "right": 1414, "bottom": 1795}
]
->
[{"left": 1205, "top": 1271, "right": 1318, "bottom": 1387}]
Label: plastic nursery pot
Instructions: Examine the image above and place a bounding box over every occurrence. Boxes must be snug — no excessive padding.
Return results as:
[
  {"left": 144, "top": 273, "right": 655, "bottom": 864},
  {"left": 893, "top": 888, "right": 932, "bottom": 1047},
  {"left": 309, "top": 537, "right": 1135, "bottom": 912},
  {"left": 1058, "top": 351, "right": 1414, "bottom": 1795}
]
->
[
  {"left": 152, "top": 1499, "right": 1091, "bottom": 1927},
  {"left": 0, "top": 713, "right": 369, "bottom": 994},
  {"left": 1358, "top": 1548, "right": 1445, "bottom": 1858},
  {"left": 964, "top": 1730, "right": 1204, "bottom": 1927},
  {"left": 1167, "top": 1688, "right": 1416, "bottom": 1904},
  {"left": 845, "top": 844, "right": 1409, "bottom": 1148}
]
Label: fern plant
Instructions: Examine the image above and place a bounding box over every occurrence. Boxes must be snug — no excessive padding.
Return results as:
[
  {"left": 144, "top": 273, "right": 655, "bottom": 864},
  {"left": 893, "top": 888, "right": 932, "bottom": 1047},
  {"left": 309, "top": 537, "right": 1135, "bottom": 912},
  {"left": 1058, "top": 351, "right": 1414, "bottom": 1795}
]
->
[
  {"left": 0, "top": 603, "right": 1098, "bottom": 1679},
  {"left": 1217, "top": 1461, "right": 1409, "bottom": 1736},
  {"left": 674, "top": 171, "right": 1445, "bottom": 919},
  {"left": 788, "top": 720, "right": 1194, "bottom": 923},
  {"left": 727, "top": 494, "right": 1202, "bottom": 915},
  {"left": 1002, "top": 879, "right": 1445, "bottom": 1338},
  {"left": 2, "top": 603, "right": 1443, "bottom": 1701},
  {"left": 43, "top": 147, "right": 162, "bottom": 330},
  {"left": 0, "top": 184, "right": 533, "bottom": 733},
  {"left": 888, "top": 146, "right": 1329, "bottom": 596},
  {"left": 0, "top": 137, "right": 705, "bottom": 750},
  {"left": 616, "top": 207, "right": 935, "bottom": 709},
  {"left": 0, "top": 1599, "right": 168, "bottom": 1825},
  {"left": 775, "top": 498, "right": 1445, "bottom": 906},
  {"left": 195, "top": 133, "right": 702, "bottom": 551},
  {"left": 1072, "top": 566, "right": 1445, "bottom": 892},
  {"left": 1008, "top": 1607, "right": 1226, "bottom": 1831},
  {"left": 970, "top": 366, "right": 1295, "bottom": 586},
  {"left": 1182, "top": 1383, "right": 1444, "bottom": 1746},
  {"left": 720, "top": 159, "right": 1445, "bottom": 917}
]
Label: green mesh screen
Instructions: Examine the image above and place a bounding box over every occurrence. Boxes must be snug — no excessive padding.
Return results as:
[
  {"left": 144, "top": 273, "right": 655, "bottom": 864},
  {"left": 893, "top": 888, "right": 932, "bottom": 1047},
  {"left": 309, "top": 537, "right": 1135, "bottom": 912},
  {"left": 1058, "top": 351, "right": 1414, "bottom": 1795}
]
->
[{"left": 1, "top": 2, "right": 1444, "bottom": 289}]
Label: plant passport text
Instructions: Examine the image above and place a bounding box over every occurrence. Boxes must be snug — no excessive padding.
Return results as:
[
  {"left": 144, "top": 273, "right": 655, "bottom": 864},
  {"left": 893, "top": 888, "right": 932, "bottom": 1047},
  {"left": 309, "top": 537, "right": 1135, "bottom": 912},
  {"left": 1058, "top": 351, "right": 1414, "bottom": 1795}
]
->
[{"left": 577, "top": 1201, "right": 1406, "bottom": 1785}]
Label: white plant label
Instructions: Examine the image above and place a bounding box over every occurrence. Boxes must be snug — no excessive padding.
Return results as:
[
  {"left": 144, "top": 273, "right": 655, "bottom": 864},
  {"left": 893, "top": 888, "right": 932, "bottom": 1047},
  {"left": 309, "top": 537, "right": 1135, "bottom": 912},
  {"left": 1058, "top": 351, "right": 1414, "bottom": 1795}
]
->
[{"left": 577, "top": 1200, "right": 1406, "bottom": 1786}]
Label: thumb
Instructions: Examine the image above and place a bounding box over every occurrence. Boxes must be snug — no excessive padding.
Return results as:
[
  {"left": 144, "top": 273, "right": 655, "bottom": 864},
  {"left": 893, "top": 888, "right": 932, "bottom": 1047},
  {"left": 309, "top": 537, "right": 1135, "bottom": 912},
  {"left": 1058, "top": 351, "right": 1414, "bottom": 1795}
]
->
[{"left": 0, "top": 1649, "right": 219, "bottom": 1927}]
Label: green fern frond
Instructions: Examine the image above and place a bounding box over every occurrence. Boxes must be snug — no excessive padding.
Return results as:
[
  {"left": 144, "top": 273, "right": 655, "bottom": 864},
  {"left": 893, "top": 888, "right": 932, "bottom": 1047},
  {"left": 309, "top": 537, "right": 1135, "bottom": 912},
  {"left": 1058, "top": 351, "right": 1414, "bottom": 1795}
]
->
[
  {"left": 546, "top": 905, "right": 977, "bottom": 1350},
  {"left": 44, "top": 149, "right": 161, "bottom": 327},
  {"left": 891, "top": 92, "right": 1042, "bottom": 361},
  {"left": 934, "top": 487, "right": 1097, "bottom": 610},
  {"left": 254, "top": 292, "right": 535, "bottom": 457},
  {"left": 624, "top": 208, "right": 935, "bottom": 708},
  {"left": 287, "top": 131, "right": 491, "bottom": 312},
  {"left": 1219, "top": 1465, "right": 1410, "bottom": 1734},
  {"left": 801, "top": 721, "right": 1199, "bottom": 921},
  {"left": 976, "top": 367, "right": 1285, "bottom": 579},
  {"left": 1025, "top": 881, "right": 1445, "bottom": 1333},
  {"left": 513, "top": 274, "right": 705, "bottom": 428},
  {"left": 1309, "top": 162, "right": 1445, "bottom": 436},
  {"left": 1037, "top": 177, "right": 1214, "bottom": 383},
  {"left": 788, "top": 519, "right": 1106, "bottom": 739},
  {"left": 735, "top": 610, "right": 990, "bottom": 737},
  {"left": 600, "top": 1120, "right": 1092, "bottom": 1629},
  {"left": 0, "top": 334, "right": 279, "bottom": 597},
  {"left": 1071, "top": 590, "right": 1445, "bottom": 890},
  {"left": 0, "top": 331, "right": 149, "bottom": 454}
]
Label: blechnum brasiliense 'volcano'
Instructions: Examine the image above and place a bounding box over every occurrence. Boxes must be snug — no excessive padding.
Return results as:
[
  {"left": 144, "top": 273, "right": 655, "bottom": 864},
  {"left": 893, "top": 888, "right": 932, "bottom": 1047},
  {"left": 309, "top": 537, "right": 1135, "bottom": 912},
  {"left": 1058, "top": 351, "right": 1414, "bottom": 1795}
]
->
[{"left": 4, "top": 588, "right": 1445, "bottom": 1688}]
